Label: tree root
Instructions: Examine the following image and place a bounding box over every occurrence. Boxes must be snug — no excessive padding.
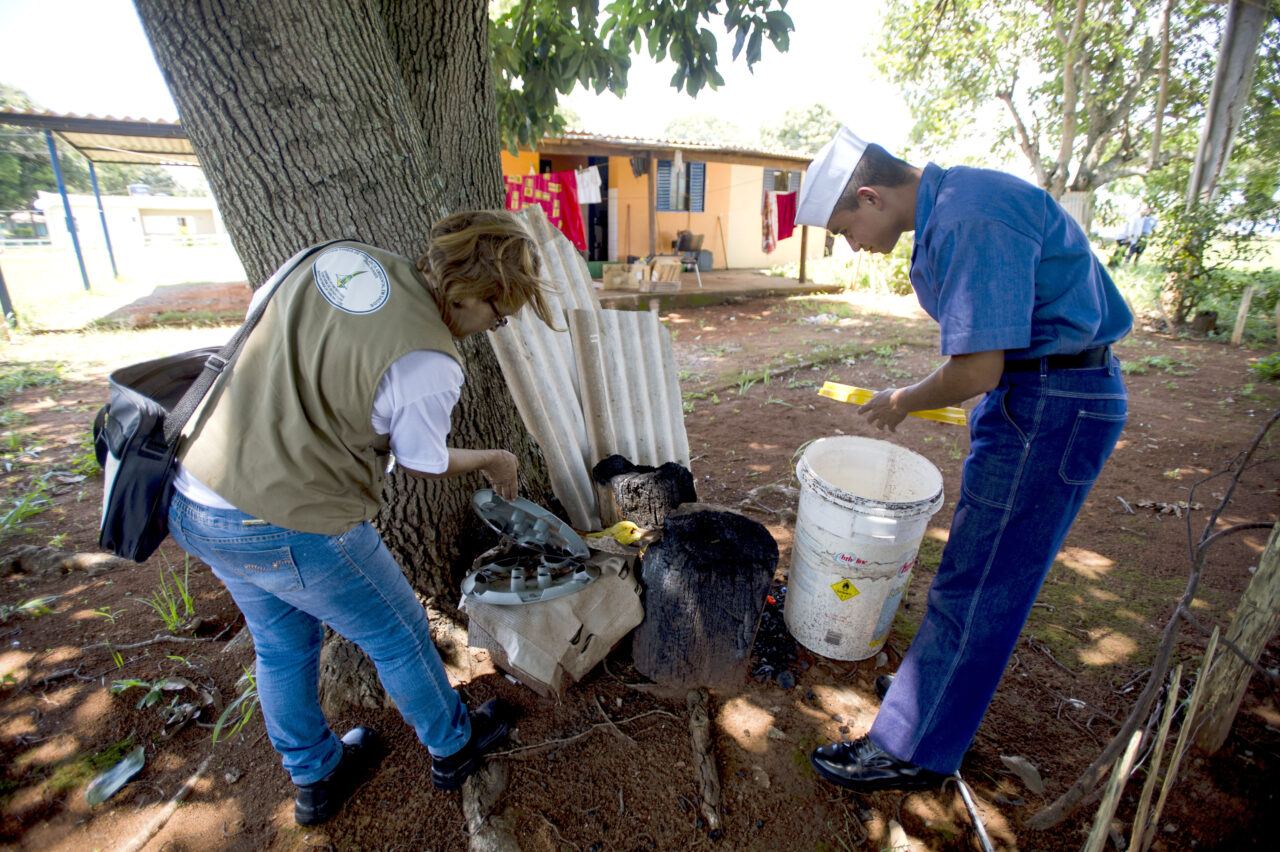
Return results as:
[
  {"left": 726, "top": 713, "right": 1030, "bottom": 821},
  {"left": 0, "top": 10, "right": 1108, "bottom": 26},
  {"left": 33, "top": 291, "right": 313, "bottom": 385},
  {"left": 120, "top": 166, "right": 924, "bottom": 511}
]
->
[{"left": 116, "top": 752, "right": 212, "bottom": 852}]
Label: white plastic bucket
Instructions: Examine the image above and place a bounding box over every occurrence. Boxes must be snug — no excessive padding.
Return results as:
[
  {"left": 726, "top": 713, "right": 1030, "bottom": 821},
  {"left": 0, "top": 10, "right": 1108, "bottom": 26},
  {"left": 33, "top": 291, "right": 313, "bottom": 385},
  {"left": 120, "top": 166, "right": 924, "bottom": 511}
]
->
[{"left": 784, "top": 436, "right": 944, "bottom": 661}]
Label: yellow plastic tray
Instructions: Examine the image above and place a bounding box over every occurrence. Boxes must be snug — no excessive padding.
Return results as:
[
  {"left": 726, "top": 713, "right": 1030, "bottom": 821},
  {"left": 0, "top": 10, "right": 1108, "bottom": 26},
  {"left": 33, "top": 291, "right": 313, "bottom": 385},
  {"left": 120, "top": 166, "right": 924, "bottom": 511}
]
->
[{"left": 818, "top": 381, "right": 968, "bottom": 426}]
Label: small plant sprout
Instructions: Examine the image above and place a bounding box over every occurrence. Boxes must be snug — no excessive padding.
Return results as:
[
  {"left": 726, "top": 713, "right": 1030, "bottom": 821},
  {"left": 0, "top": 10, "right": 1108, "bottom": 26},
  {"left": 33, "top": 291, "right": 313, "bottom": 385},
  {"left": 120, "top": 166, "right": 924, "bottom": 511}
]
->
[
  {"left": 140, "top": 559, "right": 197, "bottom": 632},
  {"left": 112, "top": 650, "right": 125, "bottom": 669},
  {"left": 0, "top": 480, "right": 52, "bottom": 546},
  {"left": 0, "top": 596, "right": 57, "bottom": 622},
  {"left": 94, "top": 606, "right": 126, "bottom": 624},
  {"left": 213, "top": 669, "right": 260, "bottom": 744},
  {"left": 110, "top": 678, "right": 167, "bottom": 709}
]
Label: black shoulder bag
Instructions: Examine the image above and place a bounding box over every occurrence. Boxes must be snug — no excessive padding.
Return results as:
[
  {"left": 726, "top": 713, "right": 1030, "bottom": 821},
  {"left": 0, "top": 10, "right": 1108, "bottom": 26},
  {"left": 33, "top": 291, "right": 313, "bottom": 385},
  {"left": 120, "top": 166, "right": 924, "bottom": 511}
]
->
[{"left": 93, "top": 241, "right": 341, "bottom": 561}]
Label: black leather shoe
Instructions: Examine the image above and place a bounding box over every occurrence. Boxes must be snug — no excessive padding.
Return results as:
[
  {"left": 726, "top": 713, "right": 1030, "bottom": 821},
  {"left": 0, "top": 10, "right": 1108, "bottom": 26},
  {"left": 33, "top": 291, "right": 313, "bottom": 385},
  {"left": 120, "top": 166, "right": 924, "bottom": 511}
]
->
[
  {"left": 811, "top": 736, "right": 948, "bottom": 793},
  {"left": 875, "top": 674, "right": 894, "bottom": 700},
  {"left": 431, "top": 699, "right": 512, "bottom": 791},
  {"left": 294, "top": 726, "right": 382, "bottom": 825}
]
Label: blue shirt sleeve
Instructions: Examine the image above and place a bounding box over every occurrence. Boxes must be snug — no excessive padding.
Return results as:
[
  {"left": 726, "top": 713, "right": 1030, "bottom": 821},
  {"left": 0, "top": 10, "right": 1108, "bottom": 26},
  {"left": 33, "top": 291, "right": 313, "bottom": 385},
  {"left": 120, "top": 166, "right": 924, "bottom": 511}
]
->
[{"left": 924, "top": 217, "right": 1040, "bottom": 356}]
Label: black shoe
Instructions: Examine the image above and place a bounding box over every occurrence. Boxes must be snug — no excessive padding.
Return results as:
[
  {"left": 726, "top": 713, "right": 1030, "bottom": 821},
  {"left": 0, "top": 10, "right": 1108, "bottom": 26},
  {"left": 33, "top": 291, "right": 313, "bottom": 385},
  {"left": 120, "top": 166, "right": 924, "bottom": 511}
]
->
[
  {"left": 294, "top": 726, "right": 382, "bottom": 826},
  {"left": 875, "top": 674, "right": 894, "bottom": 700},
  {"left": 430, "top": 699, "right": 512, "bottom": 791},
  {"left": 811, "top": 736, "right": 948, "bottom": 793}
]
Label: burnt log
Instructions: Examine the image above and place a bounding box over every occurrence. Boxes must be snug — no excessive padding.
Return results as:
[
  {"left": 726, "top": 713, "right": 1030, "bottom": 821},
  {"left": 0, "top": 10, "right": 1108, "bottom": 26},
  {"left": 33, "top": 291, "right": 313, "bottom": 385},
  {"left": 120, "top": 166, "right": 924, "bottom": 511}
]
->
[
  {"left": 631, "top": 508, "right": 778, "bottom": 688},
  {"left": 592, "top": 454, "right": 697, "bottom": 529}
]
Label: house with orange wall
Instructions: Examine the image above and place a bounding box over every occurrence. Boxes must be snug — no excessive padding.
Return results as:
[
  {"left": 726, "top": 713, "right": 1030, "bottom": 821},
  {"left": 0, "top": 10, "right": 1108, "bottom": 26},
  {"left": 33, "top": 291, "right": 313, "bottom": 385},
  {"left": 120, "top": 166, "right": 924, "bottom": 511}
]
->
[{"left": 500, "top": 131, "right": 822, "bottom": 271}]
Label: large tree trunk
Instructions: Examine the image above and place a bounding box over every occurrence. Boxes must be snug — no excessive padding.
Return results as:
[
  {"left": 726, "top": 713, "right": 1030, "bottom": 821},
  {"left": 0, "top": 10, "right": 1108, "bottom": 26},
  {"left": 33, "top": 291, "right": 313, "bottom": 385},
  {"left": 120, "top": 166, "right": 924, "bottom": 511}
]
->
[{"left": 133, "top": 0, "right": 552, "bottom": 708}]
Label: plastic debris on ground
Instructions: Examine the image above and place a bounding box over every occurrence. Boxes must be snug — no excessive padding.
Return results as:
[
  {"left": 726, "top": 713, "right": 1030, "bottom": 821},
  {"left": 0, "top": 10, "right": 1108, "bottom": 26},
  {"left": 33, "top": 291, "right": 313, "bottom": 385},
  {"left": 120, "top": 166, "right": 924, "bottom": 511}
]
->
[{"left": 85, "top": 745, "right": 146, "bottom": 806}]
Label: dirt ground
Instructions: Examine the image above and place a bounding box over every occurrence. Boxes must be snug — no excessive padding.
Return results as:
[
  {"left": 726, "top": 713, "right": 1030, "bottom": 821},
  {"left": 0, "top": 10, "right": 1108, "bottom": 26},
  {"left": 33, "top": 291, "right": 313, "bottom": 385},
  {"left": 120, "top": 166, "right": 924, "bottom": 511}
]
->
[{"left": 1, "top": 280, "right": 1278, "bottom": 851}]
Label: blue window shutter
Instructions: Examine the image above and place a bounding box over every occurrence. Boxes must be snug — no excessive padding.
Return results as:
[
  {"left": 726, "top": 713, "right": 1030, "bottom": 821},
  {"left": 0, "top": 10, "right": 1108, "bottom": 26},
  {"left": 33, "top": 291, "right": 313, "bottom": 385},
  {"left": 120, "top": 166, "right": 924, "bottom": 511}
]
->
[
  {"left": 657, "top": 159, "right": 672, "bottom": 212},
  {"left": 689, "top": 162, "right": 705, "bottom": 213},
  {"left": 761, "top": 167, "right": 777, "bottom": 208}
]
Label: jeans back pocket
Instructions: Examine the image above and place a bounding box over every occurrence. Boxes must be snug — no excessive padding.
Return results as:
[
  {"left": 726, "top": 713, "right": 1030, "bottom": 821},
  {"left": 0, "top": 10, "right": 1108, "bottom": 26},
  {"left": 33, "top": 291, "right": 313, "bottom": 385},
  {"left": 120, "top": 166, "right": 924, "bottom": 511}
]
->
[{"left": 212, "top": 546, "right": 305, "bottom": 595}]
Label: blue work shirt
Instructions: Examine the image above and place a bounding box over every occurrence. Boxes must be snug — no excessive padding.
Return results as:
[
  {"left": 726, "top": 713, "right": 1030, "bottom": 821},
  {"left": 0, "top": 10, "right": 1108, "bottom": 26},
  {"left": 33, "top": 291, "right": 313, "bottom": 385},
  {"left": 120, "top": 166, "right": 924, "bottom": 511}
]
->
[{"left": 910, "top": 163, "right": 1132, "bottom": 358}]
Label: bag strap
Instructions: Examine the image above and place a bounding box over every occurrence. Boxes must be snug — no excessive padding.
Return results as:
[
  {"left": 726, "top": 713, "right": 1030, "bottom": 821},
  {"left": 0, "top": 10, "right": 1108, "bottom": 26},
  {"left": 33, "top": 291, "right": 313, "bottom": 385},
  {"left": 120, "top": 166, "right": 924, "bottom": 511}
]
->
[{"left": 162, "top": 239, "right": 346, "bottom": 444}]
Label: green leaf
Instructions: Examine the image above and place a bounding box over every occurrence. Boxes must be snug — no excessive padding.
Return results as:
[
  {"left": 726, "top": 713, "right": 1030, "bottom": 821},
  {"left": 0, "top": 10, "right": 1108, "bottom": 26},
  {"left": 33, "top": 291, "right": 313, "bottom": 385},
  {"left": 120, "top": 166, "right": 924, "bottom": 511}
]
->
[
  {"left": 698, "top": 27, "right": 717, "bottom": 56},
  {"left": 765, "top": 10, "right": 792, "bottom": 33},
  {"left": 732, "top": 26, "right": 748, "bottom": 61},
  {"left": 747, "top": 28, "right": 763, "bottom": 65}
]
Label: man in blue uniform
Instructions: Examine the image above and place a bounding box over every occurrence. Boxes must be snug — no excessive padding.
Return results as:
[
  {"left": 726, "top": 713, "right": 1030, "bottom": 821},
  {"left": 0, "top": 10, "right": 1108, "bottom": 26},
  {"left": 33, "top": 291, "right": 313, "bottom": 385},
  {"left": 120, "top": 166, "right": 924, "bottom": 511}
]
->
[{"left": 794, "top": 128, "right": 1131, "bottom": 791}]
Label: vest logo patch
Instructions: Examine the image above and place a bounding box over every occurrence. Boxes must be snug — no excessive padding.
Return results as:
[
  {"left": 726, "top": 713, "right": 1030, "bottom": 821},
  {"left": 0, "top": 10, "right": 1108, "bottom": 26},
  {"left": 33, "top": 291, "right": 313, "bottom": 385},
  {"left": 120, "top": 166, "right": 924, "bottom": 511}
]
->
[{"left": 313, "top": 247, "right": 390, "bottom": 314}]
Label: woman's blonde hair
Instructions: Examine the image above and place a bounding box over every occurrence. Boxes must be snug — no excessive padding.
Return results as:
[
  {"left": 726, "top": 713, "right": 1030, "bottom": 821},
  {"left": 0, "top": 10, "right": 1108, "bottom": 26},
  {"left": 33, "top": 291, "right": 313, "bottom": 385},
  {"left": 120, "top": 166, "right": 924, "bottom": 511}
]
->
[{"left": 417, "top": 209, "right": 556, "bottom": 328}]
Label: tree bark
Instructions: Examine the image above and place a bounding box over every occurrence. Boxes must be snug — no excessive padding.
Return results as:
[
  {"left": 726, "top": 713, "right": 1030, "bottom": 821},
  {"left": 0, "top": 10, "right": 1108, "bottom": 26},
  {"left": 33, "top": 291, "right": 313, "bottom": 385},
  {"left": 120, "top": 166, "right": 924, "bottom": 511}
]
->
[{"left": 133, "top": 0, "right": 552, "bottom": 707}]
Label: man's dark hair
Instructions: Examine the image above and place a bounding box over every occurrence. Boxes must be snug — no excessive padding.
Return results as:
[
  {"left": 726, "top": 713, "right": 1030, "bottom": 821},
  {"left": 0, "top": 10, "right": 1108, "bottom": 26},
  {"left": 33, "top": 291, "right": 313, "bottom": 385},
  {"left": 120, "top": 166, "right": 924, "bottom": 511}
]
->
[{"left": 831, "top": 143, "right": 915, "bottom": 214}]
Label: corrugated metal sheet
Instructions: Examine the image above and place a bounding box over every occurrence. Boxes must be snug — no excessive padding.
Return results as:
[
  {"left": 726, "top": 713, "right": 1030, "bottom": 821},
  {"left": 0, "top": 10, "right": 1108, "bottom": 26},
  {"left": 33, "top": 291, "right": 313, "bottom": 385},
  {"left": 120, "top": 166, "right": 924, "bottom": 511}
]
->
[{"left": 489, "top": 206, "right": 690, "bottom": 531}]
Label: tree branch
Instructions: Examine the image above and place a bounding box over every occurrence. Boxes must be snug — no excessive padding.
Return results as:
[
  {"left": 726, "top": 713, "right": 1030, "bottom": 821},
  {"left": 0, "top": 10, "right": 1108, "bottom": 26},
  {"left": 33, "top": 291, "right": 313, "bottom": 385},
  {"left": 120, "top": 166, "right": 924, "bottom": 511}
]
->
[{"left": 997, "top": 77, "right": 1047, "bottom": 187}]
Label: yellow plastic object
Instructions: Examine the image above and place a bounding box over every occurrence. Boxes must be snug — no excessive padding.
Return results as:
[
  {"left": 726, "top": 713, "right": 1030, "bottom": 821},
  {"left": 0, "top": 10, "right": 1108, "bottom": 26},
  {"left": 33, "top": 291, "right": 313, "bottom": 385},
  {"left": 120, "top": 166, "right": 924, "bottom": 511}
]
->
[
  {"left": 585, "top": 520, "right": 646, "bottom": 546},
  {"left": 818, "top": 381, "right": 968, "bottom": 426}
]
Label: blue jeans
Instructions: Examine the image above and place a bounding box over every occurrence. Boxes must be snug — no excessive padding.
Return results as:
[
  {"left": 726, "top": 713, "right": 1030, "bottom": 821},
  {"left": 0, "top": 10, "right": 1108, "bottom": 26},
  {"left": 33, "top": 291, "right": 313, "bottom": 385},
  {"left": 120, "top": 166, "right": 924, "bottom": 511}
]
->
[
  {"left": 869, "top": 356, "right": 1127, "bottom": 773},
  {"left": 169, "top": 491, "right": 471, "bottom": 785}
]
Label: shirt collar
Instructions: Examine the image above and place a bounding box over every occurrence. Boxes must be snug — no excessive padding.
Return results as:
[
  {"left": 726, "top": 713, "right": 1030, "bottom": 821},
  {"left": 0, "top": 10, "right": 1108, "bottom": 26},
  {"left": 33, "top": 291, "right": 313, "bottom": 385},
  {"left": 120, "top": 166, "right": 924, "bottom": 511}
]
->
[{"left": 915, "top": 162, "right": 945, "bottom": 236}]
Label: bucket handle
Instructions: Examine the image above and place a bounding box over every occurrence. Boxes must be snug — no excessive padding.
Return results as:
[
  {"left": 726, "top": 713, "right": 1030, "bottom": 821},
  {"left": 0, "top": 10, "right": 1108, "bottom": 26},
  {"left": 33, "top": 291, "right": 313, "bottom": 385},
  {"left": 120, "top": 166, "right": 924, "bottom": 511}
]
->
[{"left": 852, "top": 514, "right": 906, "bottom": 541}]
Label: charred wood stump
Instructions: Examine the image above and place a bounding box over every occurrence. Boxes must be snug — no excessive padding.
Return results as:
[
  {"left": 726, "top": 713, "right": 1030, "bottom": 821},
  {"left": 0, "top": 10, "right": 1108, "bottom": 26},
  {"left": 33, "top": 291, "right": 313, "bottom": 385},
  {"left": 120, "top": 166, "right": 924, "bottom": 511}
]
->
[
  {"left": 631, "top": 508, "right": 778, "bottom": 688},
  {"left": 592, "top": 454, "right": 697, "bottom": 529}
]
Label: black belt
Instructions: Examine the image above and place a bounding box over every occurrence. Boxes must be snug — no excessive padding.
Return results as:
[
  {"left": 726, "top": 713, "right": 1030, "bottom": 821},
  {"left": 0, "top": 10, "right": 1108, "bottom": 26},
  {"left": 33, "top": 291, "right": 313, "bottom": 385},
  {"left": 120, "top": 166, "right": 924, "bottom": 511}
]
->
[{"left": 1005, "top": 346, "right": 1110, "bottom": 372}]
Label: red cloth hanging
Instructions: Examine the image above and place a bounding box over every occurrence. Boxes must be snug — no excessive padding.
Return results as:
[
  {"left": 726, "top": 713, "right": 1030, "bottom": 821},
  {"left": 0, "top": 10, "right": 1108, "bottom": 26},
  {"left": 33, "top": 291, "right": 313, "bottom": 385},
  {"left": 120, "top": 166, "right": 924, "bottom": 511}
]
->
[
  {"left": 503, "top": 171, "right": 587, "bottom": 250},
  {"left": 775, "top": 191, "right": 797, "bottom": 242}
]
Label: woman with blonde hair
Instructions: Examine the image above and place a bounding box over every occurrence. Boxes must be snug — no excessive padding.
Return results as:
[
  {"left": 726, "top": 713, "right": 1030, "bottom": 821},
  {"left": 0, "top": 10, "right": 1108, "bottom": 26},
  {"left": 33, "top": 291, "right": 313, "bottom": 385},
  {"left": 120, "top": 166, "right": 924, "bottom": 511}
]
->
[{"left": 168, "top": 209, "right": 554, "bottom": 825}]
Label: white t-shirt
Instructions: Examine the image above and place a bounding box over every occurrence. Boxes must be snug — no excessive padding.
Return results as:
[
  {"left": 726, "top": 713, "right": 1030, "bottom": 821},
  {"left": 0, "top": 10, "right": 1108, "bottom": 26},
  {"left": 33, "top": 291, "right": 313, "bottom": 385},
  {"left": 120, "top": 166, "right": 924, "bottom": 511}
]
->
[{"left": 173, "top": 284, "right": 463, "bottom": 510}]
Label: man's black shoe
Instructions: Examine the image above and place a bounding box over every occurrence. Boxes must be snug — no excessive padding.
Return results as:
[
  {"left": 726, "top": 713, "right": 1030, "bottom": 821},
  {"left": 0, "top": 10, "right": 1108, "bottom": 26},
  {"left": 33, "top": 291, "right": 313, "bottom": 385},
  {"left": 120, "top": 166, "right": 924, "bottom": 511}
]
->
[
  {"left": 294, "top": 726, "right": 382, "bottom": 825},
  {"left": 874, "top": 674, "right": 894, "bottom": 700},
  {"left": 811, "top": 736, "right": 948, "bottom": 793},
  {"left": 431, "top": 699, "right": 512, "bottom": 791}
]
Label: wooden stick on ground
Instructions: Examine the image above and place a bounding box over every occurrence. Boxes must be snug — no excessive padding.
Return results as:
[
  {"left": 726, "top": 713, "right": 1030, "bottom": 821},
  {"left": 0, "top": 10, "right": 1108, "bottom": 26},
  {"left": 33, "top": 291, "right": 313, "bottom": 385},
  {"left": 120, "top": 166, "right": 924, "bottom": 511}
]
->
[
  {"left": 1128, "top": 664, "right": 1182, "bottom": 852},
  {"left": 687, "top": 688, "right": 722, "bottom": 835}
]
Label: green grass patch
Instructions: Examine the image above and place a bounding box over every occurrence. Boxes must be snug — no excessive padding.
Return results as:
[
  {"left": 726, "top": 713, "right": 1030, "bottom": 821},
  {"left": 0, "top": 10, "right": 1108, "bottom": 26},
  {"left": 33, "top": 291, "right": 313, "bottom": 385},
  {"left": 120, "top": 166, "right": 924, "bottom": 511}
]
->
[
  {"left": 43, "top": 737, "right": 138, "bottom": 795},
  {"left": 1249, "top": 352, "right": 1280, "bottom": 382},
  {"left": 1121, "top": 354, "right": 1196, "bottom": 376},
  {"left": 0, "top": 363, "right": 65, "bottom": 402}
]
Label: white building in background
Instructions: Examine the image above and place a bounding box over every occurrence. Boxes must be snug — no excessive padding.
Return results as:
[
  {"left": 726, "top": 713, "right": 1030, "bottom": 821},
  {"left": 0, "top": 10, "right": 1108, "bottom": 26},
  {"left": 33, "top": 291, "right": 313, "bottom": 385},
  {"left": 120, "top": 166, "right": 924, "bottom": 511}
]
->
[{"left": 33, "top": 190, "right": 227, "bottom": 250}]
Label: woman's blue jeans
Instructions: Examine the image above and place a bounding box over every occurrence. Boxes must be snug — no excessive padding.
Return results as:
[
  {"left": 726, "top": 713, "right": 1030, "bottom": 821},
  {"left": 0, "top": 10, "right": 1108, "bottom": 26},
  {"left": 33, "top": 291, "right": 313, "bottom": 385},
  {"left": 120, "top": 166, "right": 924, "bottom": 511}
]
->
[
  {"left": 169, "top": 491, "right": 471, "bottom": 785},
  {"left": 869, "top": 356, "right": 1128, "bottom": 774}
]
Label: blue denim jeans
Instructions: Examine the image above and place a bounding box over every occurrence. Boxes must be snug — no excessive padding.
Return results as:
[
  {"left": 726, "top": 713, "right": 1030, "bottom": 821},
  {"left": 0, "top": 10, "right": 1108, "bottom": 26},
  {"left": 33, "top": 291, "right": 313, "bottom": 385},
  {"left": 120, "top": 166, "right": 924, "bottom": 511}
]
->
[
  {"left": 869, "top": 356, "right": 1127, "bottom": 774},
  {"left": 169, "top": 491, "right": 471, "bottom": 785}
]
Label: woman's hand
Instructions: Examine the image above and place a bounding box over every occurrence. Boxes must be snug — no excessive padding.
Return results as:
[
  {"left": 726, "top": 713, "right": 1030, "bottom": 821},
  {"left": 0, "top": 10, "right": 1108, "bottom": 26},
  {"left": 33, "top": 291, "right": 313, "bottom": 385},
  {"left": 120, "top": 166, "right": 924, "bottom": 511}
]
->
[
  {"left": 480, "top": 450, "right": 519, "bottom": 500},
  {"left": 403, "top": 447, "right": 519, "bottom": 500}
]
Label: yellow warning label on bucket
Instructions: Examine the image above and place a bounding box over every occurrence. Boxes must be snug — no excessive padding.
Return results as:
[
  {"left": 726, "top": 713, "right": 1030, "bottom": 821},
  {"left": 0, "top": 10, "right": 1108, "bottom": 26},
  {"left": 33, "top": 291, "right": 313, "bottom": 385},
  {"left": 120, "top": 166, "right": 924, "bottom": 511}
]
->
[{"left": 830, "top": 579, "right": 859, "bottom": 601}]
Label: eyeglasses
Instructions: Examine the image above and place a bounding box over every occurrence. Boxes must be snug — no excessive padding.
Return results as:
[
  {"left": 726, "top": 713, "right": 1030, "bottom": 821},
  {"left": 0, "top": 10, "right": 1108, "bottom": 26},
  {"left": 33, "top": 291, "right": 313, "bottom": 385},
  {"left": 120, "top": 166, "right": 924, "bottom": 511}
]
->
[{"left": 486, "top": 298, "right": 509, "bottom": 329}]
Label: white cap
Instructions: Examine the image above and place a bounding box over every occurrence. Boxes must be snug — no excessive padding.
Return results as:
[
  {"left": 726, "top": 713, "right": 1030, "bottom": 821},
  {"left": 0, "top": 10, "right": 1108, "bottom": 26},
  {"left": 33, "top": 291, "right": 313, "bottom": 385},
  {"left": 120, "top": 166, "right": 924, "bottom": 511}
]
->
[{"left": 793, "top": 126, "right": 869, "bottom": 228}]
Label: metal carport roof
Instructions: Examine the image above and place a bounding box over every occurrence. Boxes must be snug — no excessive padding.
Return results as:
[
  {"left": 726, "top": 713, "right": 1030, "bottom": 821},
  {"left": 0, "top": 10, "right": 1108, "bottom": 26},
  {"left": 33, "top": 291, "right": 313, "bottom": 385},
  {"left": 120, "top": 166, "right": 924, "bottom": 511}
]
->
[{"left": 0, "top": 109, "right": 196, "bottom": 166}]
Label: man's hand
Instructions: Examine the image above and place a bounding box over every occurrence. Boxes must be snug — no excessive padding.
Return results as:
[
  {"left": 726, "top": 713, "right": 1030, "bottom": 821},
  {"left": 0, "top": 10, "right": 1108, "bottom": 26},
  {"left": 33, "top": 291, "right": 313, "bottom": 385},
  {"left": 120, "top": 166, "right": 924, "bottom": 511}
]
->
[
  {"left": 857, "top": 350, "right": 1004, "bottom": 432},
  {"left": 859, "top": 387, "right": 909, "bottom": 432}
]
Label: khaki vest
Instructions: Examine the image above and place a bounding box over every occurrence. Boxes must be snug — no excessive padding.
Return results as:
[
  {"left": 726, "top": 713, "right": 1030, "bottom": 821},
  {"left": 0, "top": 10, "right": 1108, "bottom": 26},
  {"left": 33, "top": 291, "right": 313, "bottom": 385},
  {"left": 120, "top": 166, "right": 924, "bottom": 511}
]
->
[{"left": 181, "top": 241, "right": 461, "bottom": 534}]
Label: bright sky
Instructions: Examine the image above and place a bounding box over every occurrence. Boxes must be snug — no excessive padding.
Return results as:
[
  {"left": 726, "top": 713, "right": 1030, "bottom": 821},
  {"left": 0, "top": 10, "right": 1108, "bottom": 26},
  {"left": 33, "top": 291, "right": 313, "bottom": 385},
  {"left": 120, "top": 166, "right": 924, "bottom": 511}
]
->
[{"left": 0, "top": 0, "right": 912, "bottom": 151}]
